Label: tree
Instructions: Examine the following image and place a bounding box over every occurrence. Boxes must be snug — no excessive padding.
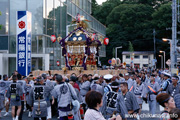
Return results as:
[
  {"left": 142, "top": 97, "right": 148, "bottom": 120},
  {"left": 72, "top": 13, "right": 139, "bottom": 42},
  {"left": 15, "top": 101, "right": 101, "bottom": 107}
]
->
[
  {"left": 122, "top": 0, "right": 171, "bottom": 8},
  {"left": 92, "top": 0, "right": 121, "bottom": 25},
  {"left": 128, "top": 41, "right": 134, "bottom": 52},
  {"left": 91, "top": 0, "right": 175, "bottom": 66},
  {"left": 91, "top": 0, "right": 99, "bottom": 16}
]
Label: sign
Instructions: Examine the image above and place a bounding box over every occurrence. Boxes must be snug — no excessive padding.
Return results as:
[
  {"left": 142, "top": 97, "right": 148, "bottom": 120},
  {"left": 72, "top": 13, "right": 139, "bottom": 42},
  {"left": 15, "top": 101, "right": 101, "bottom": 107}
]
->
[
  {"left": 116, "top": 58, "right": 121, "bottom": 66},
  {"left": 171, "top": 68, "right": 178, "bottom": 75},
  {"left": 16, "top": 11, "right": 32, "bottom": 76},
  {"left": 123, "top": 62, "right": 126, "bottom": 66},
  {"left": 108, "top": 59, "right": 112, "bottom": 64},
  {"left": 166, "top": 59, "right": 171, "bottom": 66},
  {"left": 51, "top": 35, "right": 56, "bottom": 43},
  {"left": 104, "top": 38, "right": 109, "bottom": 45}
]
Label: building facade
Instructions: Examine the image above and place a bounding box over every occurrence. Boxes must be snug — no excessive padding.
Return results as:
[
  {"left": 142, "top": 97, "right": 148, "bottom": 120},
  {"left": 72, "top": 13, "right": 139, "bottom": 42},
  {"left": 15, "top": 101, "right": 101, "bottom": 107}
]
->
[
  {"left": 122, "top": 51, "right": 154, "bottom": 68},
  {"left": 0, "top": 0, "right": 106, "bottom": 76}
]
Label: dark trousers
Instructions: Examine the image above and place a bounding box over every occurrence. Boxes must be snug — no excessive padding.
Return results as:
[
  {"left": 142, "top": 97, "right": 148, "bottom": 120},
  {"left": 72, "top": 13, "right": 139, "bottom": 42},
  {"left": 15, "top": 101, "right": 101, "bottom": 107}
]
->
[
  {"left": 51, "top": 99, "right": 58, "bottom": 117},
  {"left": 34, "top": 117, "right": 46, "bottom": 120},
  {"left": 19, "top": 101, "right": 24, "bottom": 120},
  {"left": 26, "top": 103, "right": 32, "bottom": 112}
]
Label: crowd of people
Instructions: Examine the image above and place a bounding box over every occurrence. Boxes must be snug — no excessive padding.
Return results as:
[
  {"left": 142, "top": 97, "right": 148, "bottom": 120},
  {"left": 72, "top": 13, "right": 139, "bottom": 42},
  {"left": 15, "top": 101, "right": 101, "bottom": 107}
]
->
[{"left": 0, "top": 68, "right": 180, "bottom": 120}]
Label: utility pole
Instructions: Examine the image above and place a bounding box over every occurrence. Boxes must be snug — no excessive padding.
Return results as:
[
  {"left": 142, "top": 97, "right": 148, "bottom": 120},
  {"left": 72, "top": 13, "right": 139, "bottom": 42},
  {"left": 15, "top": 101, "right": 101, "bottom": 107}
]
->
[
  {"left": 153, "top": 29, "right": 156, "bottom": 60},
  {"left": 153, "top": 29, "right": 156, "bottom": 69},
  {"left": 171, "top": 0, "right": 177, "bottom": 73}
]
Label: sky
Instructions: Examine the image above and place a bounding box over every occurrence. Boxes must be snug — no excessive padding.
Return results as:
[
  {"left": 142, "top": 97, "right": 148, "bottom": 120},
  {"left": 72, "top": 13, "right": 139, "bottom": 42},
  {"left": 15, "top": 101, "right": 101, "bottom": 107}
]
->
[{"left": 96, "top": 0, "right": 107, "bottom": 5}]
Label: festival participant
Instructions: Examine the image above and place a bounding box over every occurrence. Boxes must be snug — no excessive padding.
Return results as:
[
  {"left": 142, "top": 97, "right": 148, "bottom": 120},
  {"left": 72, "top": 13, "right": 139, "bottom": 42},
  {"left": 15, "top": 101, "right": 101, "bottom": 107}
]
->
[
  {"left": 104, "top": 74, "right": 113, "bottom": 94},
  {"left": 28, "top": 76, "right": 54, "bottom": 120},
  {"left": 69, "top": 76, "right": 82, "bottom": 120},
  {"left": 101, "top": 81, "right": 128, "bottom": 119},
  {"left": 41, "top": 73, "right": 51, "bottom": 85},
  {"left": 0, "top": 74, "right": 11, "bottom": 117},
  {"left": 42, "top": 73, "right": 55, "bottom": 120},
  {"left": 141, "top": 73, "right": 146, "bottom": 83},
  {"left": 118, "top": 73, "right": 125, "bottom": 83},
  {"left": 90, "top": 76, "right": 105, "bottom": 95},
  {"left": 70, "top": 75, "right": 80, "bottom": 91},
  {"left": 124, "top": 73, "right": 134, "bottom": 90},
  {"left": 158, "top": 72, "right": 172, "bottom": 93},
  {"left": 88, "top": 74, "right": 93, "bottom": 82},
  {"left": 6, "top": 75, "right": 23, "bottom": 120},
  {"left": 52, "top": 74, "right": 78, "bottom": 120},
  {"left": 174, "top": 93, "right": 180, "bottom": 109},
  {"left": 166, "top": 75, "right": 180, "bottom": 97},
  {"left": 146, "top": 74, "right": 160, "bottom": 115},
  {"left": 156, "top": 93, "right": 176, "bottom": 120},
  {"left": 17, "top": 73, "right": 26, "bottom": 120},
  {"left": 69, "top": 76, "right": 83, "bottom": 103},
  {"left": 131, "top": 75, "right": 146, "bottom": 115},
  {"left": 84, "top": 91, "right": 122, "bottom": 120},
  {"left": 79, "top": 74, "right": 91, "bottom": 111},
  {"left": 25, "top": 76, "right": 34, "bottom": 117},
  {"left": 120, "top": 82, "right": 140, "bottom": 120}
]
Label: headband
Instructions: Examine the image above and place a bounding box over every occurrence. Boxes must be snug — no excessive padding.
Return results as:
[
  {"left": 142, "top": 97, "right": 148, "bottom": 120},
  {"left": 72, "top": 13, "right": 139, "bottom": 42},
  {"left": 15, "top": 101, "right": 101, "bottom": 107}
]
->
[
  {"left": 111, "top": 86, "right": 119, "bottom": 88},
  {"left": 158, "top": 97, "right": 171, "bottom": 105}
]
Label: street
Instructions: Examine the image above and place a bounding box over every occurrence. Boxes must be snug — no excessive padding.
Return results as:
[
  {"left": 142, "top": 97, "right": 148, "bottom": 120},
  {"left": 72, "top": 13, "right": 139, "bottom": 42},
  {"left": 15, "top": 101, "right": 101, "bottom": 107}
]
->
[{"left": 1, "top": 102, "right": 163, "bottom": 120}]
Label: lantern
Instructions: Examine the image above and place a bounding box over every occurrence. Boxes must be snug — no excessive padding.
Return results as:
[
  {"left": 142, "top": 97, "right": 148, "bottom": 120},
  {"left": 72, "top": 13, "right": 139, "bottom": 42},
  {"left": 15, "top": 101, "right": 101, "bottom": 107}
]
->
[
  {"left": 57, "top": 61, "right": 60, "bottom": 66},
  {"left": 51, "top": 35, "right": 56, "bottom": 43},
  {"left": 104, "top": 38, "right": 109, "bottom": 45},
  {"left": 111, "top": 58, "right": 116, "bottom": 65}
]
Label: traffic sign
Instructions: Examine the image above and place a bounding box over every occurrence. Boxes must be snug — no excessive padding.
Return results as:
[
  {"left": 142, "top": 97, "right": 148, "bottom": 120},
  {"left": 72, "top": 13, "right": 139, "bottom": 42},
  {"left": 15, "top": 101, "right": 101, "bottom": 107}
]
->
[
  {"left": 166, "top": 59, "right": 171, "bottom": 66},
  {"left": 108, "top": 59, "right": 112, "bottom": 64}
]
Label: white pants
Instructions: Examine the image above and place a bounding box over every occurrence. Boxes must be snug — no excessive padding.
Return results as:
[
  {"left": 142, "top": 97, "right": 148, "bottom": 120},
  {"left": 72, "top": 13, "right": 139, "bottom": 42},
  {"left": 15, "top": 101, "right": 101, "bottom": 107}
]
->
[{"left": 47, "top": 106, "right": 51, "bottom": 119}]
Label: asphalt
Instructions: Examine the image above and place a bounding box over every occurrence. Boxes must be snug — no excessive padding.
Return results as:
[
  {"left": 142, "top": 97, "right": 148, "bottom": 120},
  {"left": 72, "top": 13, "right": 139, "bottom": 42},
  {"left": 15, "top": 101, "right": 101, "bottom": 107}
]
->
[{"left": 0, "top": 102, "right": 164, "bottom": 120}]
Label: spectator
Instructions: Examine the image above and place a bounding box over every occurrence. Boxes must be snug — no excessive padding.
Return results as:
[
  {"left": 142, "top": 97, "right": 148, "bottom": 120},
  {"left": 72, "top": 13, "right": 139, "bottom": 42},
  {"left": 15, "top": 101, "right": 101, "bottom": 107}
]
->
[
  {"left": 84, "top": 91, "right": 122, "bottom": 120},
  {"left": 156, "top": 93, "right": 176, "bottom": 120}
]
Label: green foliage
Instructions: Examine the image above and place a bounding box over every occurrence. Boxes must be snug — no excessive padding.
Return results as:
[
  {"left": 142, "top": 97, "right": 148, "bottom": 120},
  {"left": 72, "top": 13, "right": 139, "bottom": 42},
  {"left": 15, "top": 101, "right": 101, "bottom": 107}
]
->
[
  {"left": 92, "top": 0, "right": 173, "bottom": 66},
  {"left": 128, "top": 41, "right": 134, "bottom": 52}
]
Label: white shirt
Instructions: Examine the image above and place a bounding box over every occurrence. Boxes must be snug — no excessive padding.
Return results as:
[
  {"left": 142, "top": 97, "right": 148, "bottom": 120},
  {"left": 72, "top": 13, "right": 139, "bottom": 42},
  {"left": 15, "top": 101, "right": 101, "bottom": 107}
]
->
[{"left": 84, "top": 108, "right": 106, "bottom": 120}]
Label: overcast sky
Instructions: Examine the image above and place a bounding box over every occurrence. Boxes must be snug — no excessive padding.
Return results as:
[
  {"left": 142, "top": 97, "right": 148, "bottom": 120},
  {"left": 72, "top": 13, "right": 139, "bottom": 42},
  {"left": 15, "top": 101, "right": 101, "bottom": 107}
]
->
[{"left": 96, "top": 0, "right": 107, "bottom": 5}]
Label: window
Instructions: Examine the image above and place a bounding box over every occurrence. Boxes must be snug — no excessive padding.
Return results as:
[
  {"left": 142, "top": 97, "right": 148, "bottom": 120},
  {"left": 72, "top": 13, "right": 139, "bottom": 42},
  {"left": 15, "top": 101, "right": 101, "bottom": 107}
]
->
[
  {"left": 28, "top": 0, "right": 43, "bottom": 35},
  {"left": 126, "top": 64, "right": 130, "bottom": 67},
  {"left": 9, "top": 35, "right": 16, "bottom": 53},
  {"left": 143, "top": 55, "right": 148, "bottom": 59},
  {"left": 143, "top": 64, "right": 148, "bottom": 67},
  {"left": 134, "top": 55, "right": 139, "bottom": 59},
  {"left": 0, "top": 0, "right": 9, "bottom": 35},
  {"left": 10, "top": 0, "right": 26, "bottom": 35},
  {"left": 0, "top": 36, "right": 8, "bottom": 50},
  {"left": 126, "top": 55, "right": 130, "bottom": 59},
  {"left": 46, "top": 0, "right": 53, "bottom": 36}
]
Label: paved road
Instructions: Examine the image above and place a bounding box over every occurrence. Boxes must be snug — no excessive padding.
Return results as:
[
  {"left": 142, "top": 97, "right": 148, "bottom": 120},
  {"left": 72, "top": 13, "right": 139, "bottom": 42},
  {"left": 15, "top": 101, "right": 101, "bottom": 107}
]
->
[{"left": 1, "top": 102, "right": 164, "bottom": 120}]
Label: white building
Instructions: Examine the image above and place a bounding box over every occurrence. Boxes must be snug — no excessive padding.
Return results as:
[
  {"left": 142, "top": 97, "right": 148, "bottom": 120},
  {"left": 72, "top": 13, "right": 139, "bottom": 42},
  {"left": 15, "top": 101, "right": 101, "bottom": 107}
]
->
[{"left": 122, "top": 51, "right": 154, "bottom": 68}]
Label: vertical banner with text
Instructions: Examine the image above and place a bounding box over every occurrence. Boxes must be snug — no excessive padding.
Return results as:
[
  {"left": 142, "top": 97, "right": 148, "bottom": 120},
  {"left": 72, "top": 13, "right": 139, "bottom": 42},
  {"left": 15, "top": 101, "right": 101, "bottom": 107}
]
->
[{"left": 16, "top": 11, "right": 32, "bottom": 76}]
